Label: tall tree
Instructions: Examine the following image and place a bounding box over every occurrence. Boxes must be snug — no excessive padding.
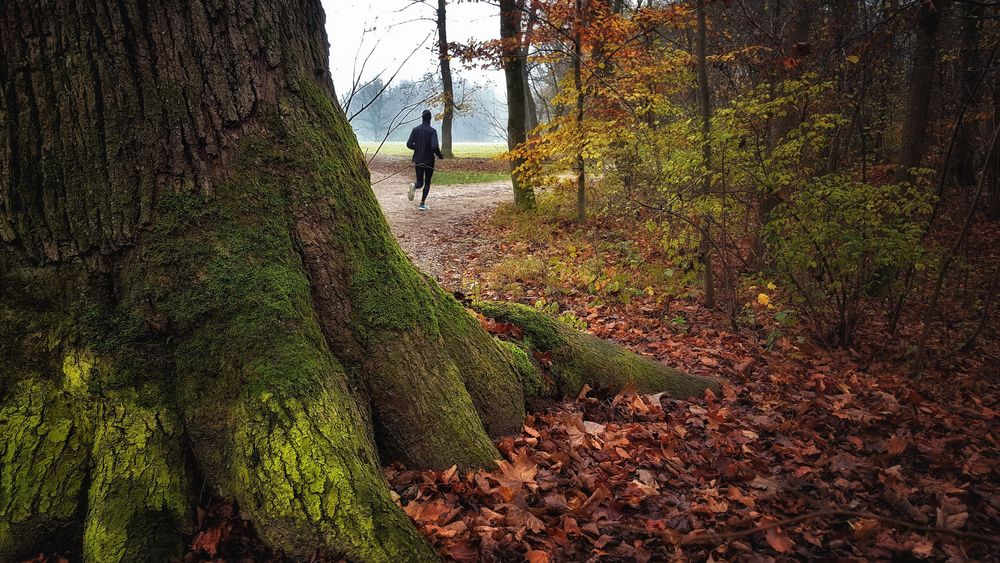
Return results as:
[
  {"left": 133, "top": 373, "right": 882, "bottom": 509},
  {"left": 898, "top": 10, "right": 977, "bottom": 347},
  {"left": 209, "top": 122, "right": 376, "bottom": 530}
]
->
[
  {"left": 437, "top": 0, "right": 456, "bottom": 158},
  {"left": 991, "top": 84, "right": 1000, "bottom": 218},
  {"left": 753, "top": 0, "right": 814, "bottom": 266},
  {"left": 574, "top": 0, "right": 587, "bottom": 223},
  {"left": 522, "top": 0, "right": 541, "bottom": 132},
  {"left": 0, "top": 1, "right": 714, "bottom": 560},
  {"left": 952, "top": 1, "right": 983, "bottom": 188},
  {"left": 695, "top": 0, "right": 715, "bottom": 307},
  {"left": 896, "top": 0, "right": 947, "bottom": 183},
  {"left": 500, "top": 0, "right": 537, "bottom": 208}
]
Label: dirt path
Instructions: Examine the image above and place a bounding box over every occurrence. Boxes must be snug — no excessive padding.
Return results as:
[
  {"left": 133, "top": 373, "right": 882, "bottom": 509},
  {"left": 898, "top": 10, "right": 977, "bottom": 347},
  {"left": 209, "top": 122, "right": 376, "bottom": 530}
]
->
[{"left": 371, "top": 159, "right": 511, "bottom": 281}]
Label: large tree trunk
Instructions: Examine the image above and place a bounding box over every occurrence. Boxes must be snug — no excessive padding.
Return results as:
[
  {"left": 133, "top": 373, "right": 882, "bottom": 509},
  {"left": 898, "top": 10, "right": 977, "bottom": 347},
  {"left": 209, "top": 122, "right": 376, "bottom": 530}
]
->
[
  {"left": 500, "top": 0, "right": 536, "bottom": 209},
  {"left": 0, "top": 1, "right": 715, "bottom": 560},
  {"left": 437, "top": 0, "right": 455, "bottom": 159}
]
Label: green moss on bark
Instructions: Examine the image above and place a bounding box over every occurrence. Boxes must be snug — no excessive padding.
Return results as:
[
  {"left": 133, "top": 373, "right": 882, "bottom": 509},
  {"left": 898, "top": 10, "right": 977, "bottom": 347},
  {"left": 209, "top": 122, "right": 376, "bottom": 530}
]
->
[
  {"left": 83, "top": 394, "right": 192, "bottom": 563},
  {"left": 262, "top": 81, "right": 524, "bottom": 463},
  {"left": 475, "top": 302, "right": 720, "bottom": 399},
  {"left": 233, "top": 392, "right": 436, "bottom": 561},
  {"left": 0, "top": 379, "right": 90, "bottom": 560},
  {"left": 496, "top": 339, "right": 550, "bottom": 398},
  {"left": 109, "top": 110, "right": 435, "bottom": 558}
]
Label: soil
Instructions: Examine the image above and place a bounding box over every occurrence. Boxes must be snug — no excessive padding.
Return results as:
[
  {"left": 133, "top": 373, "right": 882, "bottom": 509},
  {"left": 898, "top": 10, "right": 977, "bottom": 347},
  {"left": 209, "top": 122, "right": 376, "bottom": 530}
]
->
[{"left": 371, "top": 156, "right": 510, "bottom": 279}]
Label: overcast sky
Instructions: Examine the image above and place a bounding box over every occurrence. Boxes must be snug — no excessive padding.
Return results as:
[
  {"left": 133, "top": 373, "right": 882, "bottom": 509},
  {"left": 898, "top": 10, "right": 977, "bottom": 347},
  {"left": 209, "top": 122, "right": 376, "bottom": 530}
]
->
[{"left": 321, "top": 1, "right": 504, "bottom": 99}]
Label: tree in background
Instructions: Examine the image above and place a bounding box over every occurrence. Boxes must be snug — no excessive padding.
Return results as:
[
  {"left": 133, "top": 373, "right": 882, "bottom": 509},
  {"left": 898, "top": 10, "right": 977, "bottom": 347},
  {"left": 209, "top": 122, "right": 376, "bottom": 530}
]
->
[
  {"left": 694, "top": 0, "right": 715, "bottom": 308},
  {"left": 400, "top": 0, "right": 458, "bottom": 156},
  {"left": 504, "top": 0, "right": 999, "bottom": 355},
  {"left": 500, "top": 0, "right": 538, "bottom": 209},
  {"left": 896, "top": 0, "right": 947, "bottom": 184},
  {"left": 437, "top": 0, "right": 457, "bottom": 157}
]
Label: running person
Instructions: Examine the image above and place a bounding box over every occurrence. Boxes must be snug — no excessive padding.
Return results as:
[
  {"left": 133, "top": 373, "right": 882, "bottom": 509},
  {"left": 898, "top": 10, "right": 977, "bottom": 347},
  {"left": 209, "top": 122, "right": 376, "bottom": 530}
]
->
[{"left": 406, "top": 109, "right": 445, "bottom": 210}]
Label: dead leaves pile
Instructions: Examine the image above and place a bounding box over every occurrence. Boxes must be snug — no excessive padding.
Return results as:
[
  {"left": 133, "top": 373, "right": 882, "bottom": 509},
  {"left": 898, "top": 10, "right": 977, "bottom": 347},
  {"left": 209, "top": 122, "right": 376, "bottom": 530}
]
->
[
  {"left": 386, "top": 371, "right": 998, "bottom": 562},
  {"left": 412, "top": 204, "right": 1000, "bottom": 560}
]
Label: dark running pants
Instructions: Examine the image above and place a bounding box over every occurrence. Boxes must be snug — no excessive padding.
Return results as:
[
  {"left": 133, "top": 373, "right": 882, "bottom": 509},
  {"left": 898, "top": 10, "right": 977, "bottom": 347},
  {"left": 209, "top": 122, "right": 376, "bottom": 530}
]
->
[{"left": 415, "top": 166, "right": 434, "bottom": 203}]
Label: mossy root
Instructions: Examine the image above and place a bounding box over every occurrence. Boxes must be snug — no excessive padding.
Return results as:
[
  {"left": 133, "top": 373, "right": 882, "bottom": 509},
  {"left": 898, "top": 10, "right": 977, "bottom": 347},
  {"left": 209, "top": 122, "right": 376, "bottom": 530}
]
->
[
  {"left": 0, "top": 380, "right": 90, "bottom": 560},
  {"left": 474, "top": 301, "right": 721, "bottom": 399},
  {"left": 83, "top": 396, "right": 192, "bottom": 563}
]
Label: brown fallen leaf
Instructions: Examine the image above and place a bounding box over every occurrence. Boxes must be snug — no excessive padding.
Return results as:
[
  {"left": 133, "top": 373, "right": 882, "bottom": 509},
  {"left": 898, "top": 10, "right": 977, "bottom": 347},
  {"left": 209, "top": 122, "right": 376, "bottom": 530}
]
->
[
  {"left": 887, "top": 435, "right": 908, "bottom": 455},
  {"left": 764, "top": 525, "right": 794, "bottom": 553},
  {"left": 495, "top": 450, "right": 539, "bottom": 492}
]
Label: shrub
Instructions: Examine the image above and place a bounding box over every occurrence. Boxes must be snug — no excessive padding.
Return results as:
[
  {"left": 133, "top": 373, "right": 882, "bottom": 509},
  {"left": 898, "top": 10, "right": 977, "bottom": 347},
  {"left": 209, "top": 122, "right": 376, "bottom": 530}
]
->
[{"left": 764, "top": 175, "right": 933, "bottom": 345}]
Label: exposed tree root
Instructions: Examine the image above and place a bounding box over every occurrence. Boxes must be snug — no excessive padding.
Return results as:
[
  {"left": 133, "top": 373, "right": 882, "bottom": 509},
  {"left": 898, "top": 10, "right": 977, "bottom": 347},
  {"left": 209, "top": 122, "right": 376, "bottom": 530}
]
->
[
  {"left": 83, "top": 395, "right": 192, "bottom": 562},
  {"left": 474, "top": 301, "right": 720, "bottom": 399}
]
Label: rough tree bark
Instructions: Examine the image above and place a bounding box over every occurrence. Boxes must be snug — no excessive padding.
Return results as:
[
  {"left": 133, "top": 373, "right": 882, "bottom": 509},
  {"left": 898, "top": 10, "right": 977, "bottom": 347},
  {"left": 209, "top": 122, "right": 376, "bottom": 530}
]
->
[
  {"left": 896, "top": 0, "right": 947, "bottom": 183},
  {"left": 500, "top": 0, "right": 536, "bottom": 209},
  {"left": 0, "top": 1, "right": 716, "bottom": 561},
  {"left": 437, "top": 0, "right": 455, "bottom": 159}
]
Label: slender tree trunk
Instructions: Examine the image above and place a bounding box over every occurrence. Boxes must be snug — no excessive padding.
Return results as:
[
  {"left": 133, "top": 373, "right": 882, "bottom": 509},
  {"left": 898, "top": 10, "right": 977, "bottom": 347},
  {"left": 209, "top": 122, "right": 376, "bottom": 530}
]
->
[
  {"left": 825, "top": 0, "right": 859, "bottom": 173},
  {"left": 952, "top": 2, "right": 982, "bottom": 188},
  {"left": 500, "top": 0, "right": 535, "bottom": 209},
  {"left": 523, "top": 62, "right": 539, "bottom": 132},
  {"left": 752, "top": 0, "right": 813, "bottom": 267},
  {"left": 0, "top": 2, "right": 715, "bottom": 560},
  {"left": 896, "top": 0, "right": 947, "bottom": 183},
  {"left": 695, "top": 0, "right": 715, "bottom": 308},
  {"left": 574, "top": 0, "right": 587, "bottom": 224},
  {"left": 438, "top": 0, "right": 455, "bottom": 158},
  {"left": 522, "top": 0, "right": 540, "bottom": 133}
]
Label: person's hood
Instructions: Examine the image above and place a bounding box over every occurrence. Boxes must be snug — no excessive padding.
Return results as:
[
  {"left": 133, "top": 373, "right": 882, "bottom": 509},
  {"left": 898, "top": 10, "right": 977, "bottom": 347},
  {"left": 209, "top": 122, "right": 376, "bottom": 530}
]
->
[{"left": 421, "top": 110, "right": 432, "bottom": 123}]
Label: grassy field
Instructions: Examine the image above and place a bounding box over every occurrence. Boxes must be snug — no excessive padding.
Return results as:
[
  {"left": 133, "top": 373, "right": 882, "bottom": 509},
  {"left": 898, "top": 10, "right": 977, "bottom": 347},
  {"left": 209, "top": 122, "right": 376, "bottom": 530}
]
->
[
  {"left": 360, "top": 141, "right": 507, "bottom": 159},
  {"left": 432, "top": 170, "right": 510, "bottom": 186},
  {"left": 364, "top": 140, "right": 511, "bottom": 185}
]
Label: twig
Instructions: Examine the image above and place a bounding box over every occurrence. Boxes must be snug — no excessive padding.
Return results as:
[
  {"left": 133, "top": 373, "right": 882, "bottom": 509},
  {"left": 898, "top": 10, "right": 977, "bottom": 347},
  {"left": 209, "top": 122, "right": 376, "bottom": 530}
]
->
[{"left": 602, "top": 509, "right": 1000, "bottom": 546}]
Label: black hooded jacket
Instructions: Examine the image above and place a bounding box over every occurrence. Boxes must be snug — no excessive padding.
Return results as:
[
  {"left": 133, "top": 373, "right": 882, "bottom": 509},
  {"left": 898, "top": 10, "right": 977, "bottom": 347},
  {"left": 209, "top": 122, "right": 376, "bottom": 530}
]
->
[{"left": 406, "top": 114, "right": 444, "bottom": 168}]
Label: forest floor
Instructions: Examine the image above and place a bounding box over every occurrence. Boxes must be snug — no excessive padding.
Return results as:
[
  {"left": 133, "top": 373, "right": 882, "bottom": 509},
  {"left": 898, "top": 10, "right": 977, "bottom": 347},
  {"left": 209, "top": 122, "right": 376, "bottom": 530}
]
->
[
  {"left": 369, "top": 155, "right": 512, "bottom": 277},
  {"left": 171, "top": 176, "right": 1000, "bottom": 561},
  {"left": 369, "top": 183, "right": 1000, "bottom": 562}
]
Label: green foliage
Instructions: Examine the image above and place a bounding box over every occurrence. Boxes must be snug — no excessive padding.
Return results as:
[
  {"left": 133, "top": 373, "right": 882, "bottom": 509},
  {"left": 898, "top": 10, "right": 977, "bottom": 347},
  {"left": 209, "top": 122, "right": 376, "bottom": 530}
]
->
[
  {"left": 765, "top": 175, "right": 933, "bottom": 345},
  {"left": 532, "top": 298, "right": 588, "bottom": 331},
  {"left": 509, "top": 58, "right": 942, "bottom": 346}
]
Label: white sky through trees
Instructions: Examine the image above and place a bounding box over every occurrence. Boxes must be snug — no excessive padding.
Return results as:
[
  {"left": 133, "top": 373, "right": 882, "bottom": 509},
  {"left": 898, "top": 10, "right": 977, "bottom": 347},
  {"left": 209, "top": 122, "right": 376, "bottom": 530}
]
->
[{"left": 321, "top": 1, "right": 503, "bottom": 100}]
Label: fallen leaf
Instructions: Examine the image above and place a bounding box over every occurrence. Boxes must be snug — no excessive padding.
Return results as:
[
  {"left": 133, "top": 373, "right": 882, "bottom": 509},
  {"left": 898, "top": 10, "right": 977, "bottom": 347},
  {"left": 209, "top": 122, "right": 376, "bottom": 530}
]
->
[
  {"left": 764, "top": 526, "right": 794, "bottom": 553},
  {"left": 526, "top": 549, "right": 550, "bottom": 563}
]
